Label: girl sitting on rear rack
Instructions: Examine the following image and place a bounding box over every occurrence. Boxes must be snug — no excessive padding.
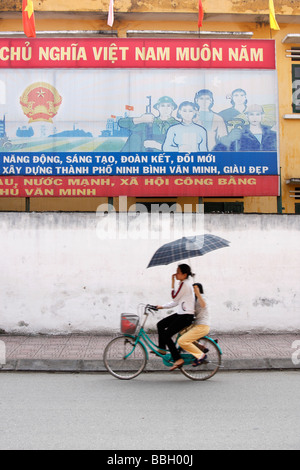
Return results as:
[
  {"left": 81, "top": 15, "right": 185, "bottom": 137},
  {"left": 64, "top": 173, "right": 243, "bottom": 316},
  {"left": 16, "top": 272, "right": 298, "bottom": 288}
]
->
[{"left": 178, "top": 283, "right": 210, "bottom": 367}]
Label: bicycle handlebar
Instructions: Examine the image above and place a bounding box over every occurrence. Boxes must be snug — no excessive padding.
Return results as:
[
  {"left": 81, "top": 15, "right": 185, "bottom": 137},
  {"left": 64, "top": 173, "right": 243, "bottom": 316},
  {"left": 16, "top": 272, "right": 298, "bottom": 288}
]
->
[
  {"left": 146, "top": 304, "right": 158, "bottom": 312},
  {"left": 139, "top": 304, "right": 158, "bottom": 329}
]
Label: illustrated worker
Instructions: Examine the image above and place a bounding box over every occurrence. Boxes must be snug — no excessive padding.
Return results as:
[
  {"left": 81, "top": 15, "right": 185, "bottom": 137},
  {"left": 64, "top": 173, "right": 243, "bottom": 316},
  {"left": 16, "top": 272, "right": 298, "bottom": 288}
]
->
[
  {"left": 118, "top": 96, "right": 178, "bottom": 152},
  {"left": 233, "top": 104, "right": 277, "bottom": 151},
  {"left": 194, "top": 89, "right": 228, "bottom": 151},
  {"left": 219, "top": 88, "right": 248, "bottom": 132}
]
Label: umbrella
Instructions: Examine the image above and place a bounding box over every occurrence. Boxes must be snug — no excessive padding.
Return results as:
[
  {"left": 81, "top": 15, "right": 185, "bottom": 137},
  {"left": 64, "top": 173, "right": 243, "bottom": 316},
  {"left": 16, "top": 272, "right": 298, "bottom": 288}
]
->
[{"left": 147, "top": 234, "right": 230, "bottom": 268}]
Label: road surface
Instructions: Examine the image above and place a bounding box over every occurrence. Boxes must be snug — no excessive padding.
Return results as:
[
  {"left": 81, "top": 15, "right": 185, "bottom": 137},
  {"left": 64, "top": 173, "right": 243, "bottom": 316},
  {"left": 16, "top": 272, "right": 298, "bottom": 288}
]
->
[{"left": 0, "top": 371, "right": 299, "bottom": 450}]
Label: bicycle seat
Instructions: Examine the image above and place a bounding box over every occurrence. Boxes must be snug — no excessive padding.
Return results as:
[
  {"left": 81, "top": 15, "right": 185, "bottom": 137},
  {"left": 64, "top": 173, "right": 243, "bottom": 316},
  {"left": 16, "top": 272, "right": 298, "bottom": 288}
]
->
[{"left": 179, "top": 325, "right": 194, "bottom": 335}]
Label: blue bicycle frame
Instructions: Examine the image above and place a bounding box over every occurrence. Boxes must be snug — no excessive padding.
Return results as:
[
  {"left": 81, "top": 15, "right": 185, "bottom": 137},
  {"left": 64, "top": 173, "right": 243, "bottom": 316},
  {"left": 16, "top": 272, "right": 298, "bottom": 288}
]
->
[{"left": 123, "top": 307, "right": 222, "bottom": 367}]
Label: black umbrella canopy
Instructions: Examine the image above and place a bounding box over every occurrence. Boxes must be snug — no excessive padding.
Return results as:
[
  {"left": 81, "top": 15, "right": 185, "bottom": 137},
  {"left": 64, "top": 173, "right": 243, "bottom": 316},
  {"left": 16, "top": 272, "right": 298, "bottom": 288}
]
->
[{"left": 147, "top": 234, "right": 230, "bottom": 268}]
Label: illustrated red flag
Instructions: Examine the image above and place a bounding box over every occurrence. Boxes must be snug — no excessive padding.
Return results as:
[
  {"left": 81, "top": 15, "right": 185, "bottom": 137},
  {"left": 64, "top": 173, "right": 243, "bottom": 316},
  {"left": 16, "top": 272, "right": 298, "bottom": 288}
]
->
[
  {"left": 22, "top": 0, "right": 36, "bottom": 38},
  {"left": 107, "top": 0, "right": 114, "bottom": 27},
  {"left": 125, "top": 105, "right": 134, "bottom": 111},
  {"left": 198, "top": 0, "right": 204, "bottom": 28}
]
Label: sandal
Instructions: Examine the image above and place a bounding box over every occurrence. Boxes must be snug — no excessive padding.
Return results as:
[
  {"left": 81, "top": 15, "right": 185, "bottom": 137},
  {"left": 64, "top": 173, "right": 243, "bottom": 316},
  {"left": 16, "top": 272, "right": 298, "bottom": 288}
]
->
[
  {"left": 192, "top": 354, "right": 207, "bottom": 367},
  {"left": 169, "top": 359, "right": 184, "bottom": 371}
]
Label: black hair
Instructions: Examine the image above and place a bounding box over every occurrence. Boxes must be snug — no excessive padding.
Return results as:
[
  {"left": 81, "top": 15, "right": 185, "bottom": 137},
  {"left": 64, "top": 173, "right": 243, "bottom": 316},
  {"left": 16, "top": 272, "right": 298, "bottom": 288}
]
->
[
  {"left": 230, "top": 88, "right": 247, "bottom": 107},
  {"left": 193, "top": 282, "right": 204, "bottom": 294},
  {"left": 176, "top": 101, "right": 198, "bottom": 119},
  {"left": 178, "top": 264, "right": 195, "bottom": 278},
  {"left": 194, "top": 89, "right": 214, "bottom": 110}
]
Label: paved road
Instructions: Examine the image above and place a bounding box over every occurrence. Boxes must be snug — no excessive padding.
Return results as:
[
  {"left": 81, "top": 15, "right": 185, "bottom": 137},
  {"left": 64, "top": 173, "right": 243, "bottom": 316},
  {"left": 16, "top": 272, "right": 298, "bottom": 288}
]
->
[{"left": 0, "top": 371, "right": 299, "bottom": 450}]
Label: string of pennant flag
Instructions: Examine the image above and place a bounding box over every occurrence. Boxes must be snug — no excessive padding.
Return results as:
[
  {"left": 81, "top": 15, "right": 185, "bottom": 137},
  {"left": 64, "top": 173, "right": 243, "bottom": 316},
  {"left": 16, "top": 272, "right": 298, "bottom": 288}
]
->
[
  {"left": 106, "top": 0, "right": 280, "bottom": 31},
  {"left": 22, "top": 1, "right": 280, "bottom": 43}
]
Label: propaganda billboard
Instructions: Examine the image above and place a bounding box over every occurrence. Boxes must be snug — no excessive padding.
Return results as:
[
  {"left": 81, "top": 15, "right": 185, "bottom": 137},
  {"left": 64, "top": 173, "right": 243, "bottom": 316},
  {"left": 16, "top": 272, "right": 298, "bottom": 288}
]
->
[{"left": 0, "top": 38, "right": 279, "bottom": 197}]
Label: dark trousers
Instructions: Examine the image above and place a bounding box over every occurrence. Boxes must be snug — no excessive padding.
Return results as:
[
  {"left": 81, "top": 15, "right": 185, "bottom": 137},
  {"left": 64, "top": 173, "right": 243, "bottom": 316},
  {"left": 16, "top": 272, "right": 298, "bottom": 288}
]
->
[{"left": 157, "top": 313, "right": 194, "bottom": 361}]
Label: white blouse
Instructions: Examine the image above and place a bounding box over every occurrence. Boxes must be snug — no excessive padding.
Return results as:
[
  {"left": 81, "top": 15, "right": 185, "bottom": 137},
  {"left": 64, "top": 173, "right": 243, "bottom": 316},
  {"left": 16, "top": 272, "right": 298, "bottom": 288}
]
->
[{"left": 162, "top": 279, "right": 195, "bottom": 315}]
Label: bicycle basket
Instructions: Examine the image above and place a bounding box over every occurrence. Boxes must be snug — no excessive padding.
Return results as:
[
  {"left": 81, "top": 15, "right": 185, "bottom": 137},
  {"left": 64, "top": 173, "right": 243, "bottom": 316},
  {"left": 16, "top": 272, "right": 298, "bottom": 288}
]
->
[{"left": 120, "top": 314, "right": 140, "bottom": 334}]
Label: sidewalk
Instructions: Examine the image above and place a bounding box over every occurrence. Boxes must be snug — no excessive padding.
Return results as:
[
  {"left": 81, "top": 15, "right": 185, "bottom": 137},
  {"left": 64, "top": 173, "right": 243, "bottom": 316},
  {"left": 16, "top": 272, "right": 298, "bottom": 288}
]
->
[{"left": 0, "top": 333, "right": 299, "bottom": 372}]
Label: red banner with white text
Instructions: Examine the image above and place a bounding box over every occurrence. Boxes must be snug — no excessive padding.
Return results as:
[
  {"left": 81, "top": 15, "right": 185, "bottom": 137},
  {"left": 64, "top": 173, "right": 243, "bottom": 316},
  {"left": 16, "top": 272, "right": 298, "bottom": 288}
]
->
[
  {"left": 0, "top": 38, "right": 275, "bottom": 69},
  {"left": 0, "top": 176, "right": 279, "bottom": 197}
]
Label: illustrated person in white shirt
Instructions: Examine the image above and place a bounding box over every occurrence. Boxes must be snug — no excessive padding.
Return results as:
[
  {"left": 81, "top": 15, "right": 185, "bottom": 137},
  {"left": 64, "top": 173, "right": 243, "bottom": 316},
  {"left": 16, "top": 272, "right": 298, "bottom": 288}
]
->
[
  {"left": 156, "top": 264, "right": 195, "bottom": 371},
  {"left": 162, "top": 101, "right": 208, "bottom": 153}
]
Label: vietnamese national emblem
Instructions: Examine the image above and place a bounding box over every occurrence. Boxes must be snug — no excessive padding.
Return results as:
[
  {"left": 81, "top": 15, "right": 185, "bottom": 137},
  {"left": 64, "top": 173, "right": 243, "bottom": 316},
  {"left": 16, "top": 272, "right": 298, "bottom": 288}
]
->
[{"left": 20, "top": 82, "right": 62, "bottom": 123}]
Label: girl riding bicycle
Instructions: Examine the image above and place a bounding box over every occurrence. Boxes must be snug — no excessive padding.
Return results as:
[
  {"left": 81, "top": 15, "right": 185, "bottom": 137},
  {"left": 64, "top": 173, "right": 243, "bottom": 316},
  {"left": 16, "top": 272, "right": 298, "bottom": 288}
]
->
[{"left": 156, "top": 264, "right": 195, "bottom": 371}]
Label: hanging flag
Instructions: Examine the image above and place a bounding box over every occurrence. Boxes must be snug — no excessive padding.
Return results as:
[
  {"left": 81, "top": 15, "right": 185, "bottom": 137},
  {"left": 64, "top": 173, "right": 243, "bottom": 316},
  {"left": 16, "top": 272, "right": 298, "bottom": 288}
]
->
[
  {"left": 107, "top": 0, "right": 114, "bottom": 27},
  {"left": 125, "top": 105, "right": 134, "bottom": 111},
  {"left": 22, "top": 0, "right": 36, "bottom": 38},
  {"left": 198, "top": 0, "right": 204, "bottom": 28},
  {"left": 269, "top": 0, "right": 280, "bottom": 30}
]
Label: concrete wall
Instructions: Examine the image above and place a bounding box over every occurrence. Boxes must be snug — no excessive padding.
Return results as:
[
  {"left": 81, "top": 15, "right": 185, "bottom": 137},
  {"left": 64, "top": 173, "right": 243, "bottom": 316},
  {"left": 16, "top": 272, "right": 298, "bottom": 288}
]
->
[{"left": 0, "top": 212, "right": 299, "bottom": 334}]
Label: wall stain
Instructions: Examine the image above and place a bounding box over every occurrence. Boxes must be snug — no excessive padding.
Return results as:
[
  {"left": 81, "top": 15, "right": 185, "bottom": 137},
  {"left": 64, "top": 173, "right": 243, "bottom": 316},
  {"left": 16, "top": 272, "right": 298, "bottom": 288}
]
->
[
  {"left": 253, "top": 297, "right": 280, "bottom": 307},
  {"left": 224, "top": 301, "right": 240, "bottom": 312},
  {"left": 1, "top": 0, "right": 22, "bottom": 10}
]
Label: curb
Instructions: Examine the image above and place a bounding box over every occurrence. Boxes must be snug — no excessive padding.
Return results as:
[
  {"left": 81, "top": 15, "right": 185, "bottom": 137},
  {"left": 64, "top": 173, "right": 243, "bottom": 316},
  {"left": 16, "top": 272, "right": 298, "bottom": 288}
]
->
[{"left": 1, "top": 358, "right": 299, "bottom": 372}]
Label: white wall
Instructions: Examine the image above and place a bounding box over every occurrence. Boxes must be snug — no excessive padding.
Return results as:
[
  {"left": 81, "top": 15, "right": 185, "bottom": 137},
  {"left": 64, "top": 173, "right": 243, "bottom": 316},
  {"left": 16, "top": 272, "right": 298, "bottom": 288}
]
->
[{"left": 0, "top": 212, "right": 299, "bottom": 334}]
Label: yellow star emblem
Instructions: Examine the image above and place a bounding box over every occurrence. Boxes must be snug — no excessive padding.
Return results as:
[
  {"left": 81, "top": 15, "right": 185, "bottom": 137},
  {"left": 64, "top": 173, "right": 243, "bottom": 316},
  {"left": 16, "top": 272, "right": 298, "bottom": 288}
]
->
[
  {"left": 37, "top": 89, "right": 46, "bottom": 98},
  {"left": 25, "top": 0, "right": 34, "bottom": 19}
]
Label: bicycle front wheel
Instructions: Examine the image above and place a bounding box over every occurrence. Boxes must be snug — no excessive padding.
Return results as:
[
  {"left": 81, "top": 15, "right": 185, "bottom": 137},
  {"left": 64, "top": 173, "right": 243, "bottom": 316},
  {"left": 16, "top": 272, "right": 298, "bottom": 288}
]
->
[
  {"left": 103, "top": 335, "right": 147, "bottom": 380},
  {"left": 180, "top": 337, "right": 222, "bottom": 381}
]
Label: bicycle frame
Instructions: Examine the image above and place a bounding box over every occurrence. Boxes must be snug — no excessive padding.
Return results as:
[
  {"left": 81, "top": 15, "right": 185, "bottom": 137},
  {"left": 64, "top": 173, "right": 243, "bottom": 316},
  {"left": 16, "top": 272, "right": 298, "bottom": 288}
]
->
[
  {"left": 123, "top": 329, "right": 165, "bottom": 361},
  {"left": 124, "top": 305, "right": 223, "bottom": 365}
]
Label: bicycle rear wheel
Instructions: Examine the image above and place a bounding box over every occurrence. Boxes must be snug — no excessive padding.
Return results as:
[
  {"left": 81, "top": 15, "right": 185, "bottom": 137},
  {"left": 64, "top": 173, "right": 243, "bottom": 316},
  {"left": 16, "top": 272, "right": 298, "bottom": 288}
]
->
[
  {"left": 104, "top": 335, "right": 147, "bottom": 380},
  {"left": 180, "top": 337, "right": 222, "bottom": 381}
]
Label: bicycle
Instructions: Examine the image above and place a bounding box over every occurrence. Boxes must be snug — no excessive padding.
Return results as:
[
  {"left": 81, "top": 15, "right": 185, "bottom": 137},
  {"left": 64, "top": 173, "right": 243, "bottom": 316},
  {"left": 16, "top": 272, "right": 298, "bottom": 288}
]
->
[{"left": 103, "top": 304, "right": 222, "bottom": 381}]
